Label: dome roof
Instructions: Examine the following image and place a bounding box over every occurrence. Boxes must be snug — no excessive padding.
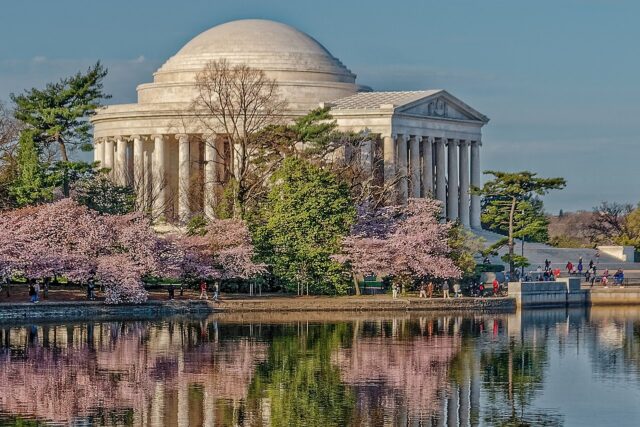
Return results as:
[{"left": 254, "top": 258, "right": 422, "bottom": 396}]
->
[
  {"left": 178, "top": 19, "right": 335, "bottom": 58},
  {"left": 139, "top": 19, "right": 359, "bottom": 111}
]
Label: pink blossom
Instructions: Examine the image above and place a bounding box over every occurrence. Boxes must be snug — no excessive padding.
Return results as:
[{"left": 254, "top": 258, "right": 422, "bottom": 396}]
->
[{"left": 336, "top": 198, "right": 461, "bottom": 280}]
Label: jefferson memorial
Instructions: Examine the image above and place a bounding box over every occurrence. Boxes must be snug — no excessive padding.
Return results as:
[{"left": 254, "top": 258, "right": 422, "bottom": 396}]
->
[{"left": 91, "top": 19, "right": 489, "bottom": 226}]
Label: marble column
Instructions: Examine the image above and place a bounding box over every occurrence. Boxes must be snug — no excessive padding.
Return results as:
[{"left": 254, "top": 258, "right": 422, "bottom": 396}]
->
[
  {"left": 116, "top": 136, "right": 127, "bottom": 186},
  {"left": 447, "top": 139, "right": 459, "bottom": 220},
  {"left": 104, "top": 138, "right": 115, "bottom": 178},
  {"left": 459, "top": 140, "right": 471, "bottom": 227},
  {"left": 422, "top": 136, "right": 433, "bottom": 197},
  {"left": 396, "top": 134, "right": 408, "bottom": 204},
  {"left": 383, "top": 135, "right": 396, "bottom": 200},
  {"left": 409, "top": 135, "right": 421, "bottom": 198},
  {"left": 152, "top": 135, "right": 166, "bottom": 219},
  {"left": 93, "top": 139, "right": 105, "bottom": 167},
  {"left": 435, "top": 138, "right": 447, "bottom": 209},
  {"left": 133, "top": 135, "right": 144, "bottom": 207},
  {"left": 204, "top": 135, "right": 217, "bottom": 219},
  {"left": 177, "top": 134, "right": 190, "bottom": 221},
  {"left": 470, "top": 140, "right": 482, "bottom": 229}
]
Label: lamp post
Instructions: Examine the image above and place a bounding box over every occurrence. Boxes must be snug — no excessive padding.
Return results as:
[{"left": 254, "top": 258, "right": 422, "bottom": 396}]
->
[{"left": 520, "top": 209, "right": 525, "bottom": 280}]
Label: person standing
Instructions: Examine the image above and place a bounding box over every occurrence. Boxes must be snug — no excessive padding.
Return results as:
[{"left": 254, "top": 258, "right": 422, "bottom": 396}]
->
[
  {"left": 442, "top": 281, "right": 450, "bottom": 299},
  {"left": 590, "top": 266, "right": 597, "bottom": 287},
  {"left": 33, "top": 281, "right": 40, "bottom": 303},
  {"left": 544, "top": 259, "right": 551, "bottom": 271},
  {"left": 199, "top": 280, "right": 208, "bottom": 299},
  {"left": 453, "top": 282, "right": 461, "bottom": 298},
  {"left": 28, "top": 282, "right": 36, "bottom": 303},
  {"left": 419, "top": 283, "right": 427, "bottom": 298},
  {"left": 577, "top": 258, "right": 583, "bottom": 275},
  {"left": 392, "top": 283, "right": 399, "bottom": 299},
  {"left": 602, "top": 268, "right": 609, "bottom": 287},
  {"left": 492, "top": 278, "right": 500, "bottom": 296},
  {"left": 427, "top": 281, "right": 434, "bottom": 298}
]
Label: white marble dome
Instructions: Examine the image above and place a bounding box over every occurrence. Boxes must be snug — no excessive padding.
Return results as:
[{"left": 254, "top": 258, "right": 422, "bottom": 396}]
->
[{"left": 137, "top": 19, "right": 359, "bottom": 111}]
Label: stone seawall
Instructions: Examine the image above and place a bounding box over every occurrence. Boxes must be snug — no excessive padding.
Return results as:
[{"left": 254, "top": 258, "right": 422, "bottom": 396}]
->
[
  {"left": 0, "top": 300, "right": 215, "bottom": 323},
  {"left": 508, "top": 278, "right": 587, "bottom": 308},
  {"left": 589, "top": 288, "right": 640, "bottom": 305},
  {"left": 216, "top": 296, "right": 515, "bottom": 313},
  {"left": 0, "top": 296, "right": 515, "bottom": 323}
]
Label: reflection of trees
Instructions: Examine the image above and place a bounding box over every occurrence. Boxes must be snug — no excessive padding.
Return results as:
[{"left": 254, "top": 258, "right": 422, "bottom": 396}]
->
[
  {"left": 246, "top": 323, "right": 355, "bottom": 427},
  {"left": 0, "top": 320, "right": 267, "bottom": 425},
  {"left": 480, "top": 336, "right": 562, "bottom": 426},
  {"left": 335, "top": 318, "right": 460, "bottom": 425}
]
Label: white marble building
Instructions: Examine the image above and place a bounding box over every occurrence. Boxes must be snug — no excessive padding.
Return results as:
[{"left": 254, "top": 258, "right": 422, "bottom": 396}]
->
[{"left": 91, "top": 19, "right": 489, "bottom": 226}]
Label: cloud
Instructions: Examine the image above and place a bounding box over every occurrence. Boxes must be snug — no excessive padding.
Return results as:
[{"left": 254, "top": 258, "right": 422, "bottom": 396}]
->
[{"left": 130, "top": 55, "right": 145, "bottom": 64}]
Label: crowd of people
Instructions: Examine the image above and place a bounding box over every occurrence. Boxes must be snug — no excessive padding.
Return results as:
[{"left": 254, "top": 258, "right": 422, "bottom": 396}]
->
[{"left": 532, "top": 256, "right": 626, "bottom": 288}]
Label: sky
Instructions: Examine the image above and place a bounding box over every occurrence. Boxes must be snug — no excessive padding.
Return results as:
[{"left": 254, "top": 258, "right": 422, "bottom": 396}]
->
[{"left": 1, "top": 0, "right": 638, "bottom": 213}]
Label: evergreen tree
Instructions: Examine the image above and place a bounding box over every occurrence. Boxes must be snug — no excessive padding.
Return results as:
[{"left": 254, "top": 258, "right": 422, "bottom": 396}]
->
[
  {"left": 11, "top": 62, "right": 109, "bottom": 195},
  {"left": 10, "top": 129, "right": 55, "bottom": 205},
  {"left": 472, "top": 170, "right": 566, "bottom": 274},
  {"left": 252, "top": 157, "right": 356, "bottom": 295}
]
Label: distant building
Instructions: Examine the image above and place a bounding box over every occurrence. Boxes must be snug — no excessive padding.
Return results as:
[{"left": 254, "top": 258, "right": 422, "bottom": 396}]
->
[{"left": 91, "top": 19, "right": 489, "bottom": 225}]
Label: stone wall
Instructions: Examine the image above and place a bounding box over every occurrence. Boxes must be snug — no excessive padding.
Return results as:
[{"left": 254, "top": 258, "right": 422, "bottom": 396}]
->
[
  {"left": 0, "top": 300, "right": 214, "bottom": 323},
  {"left": 508, "top": 278, "right": 586, "bottom": 308}
]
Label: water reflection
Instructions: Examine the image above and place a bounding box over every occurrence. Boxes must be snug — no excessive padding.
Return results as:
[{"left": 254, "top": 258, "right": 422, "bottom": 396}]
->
[{"left": 0, "top": 308, "right": 639, "bottom": 426}]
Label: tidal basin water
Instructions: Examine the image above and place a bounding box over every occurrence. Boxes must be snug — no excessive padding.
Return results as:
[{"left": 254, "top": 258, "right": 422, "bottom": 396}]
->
[{"left": 1, "top": 308, "right": 640, "bottom": 426}]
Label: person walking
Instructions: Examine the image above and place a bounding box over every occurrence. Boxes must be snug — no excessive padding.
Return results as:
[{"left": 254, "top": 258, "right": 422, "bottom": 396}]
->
[
  {"left": 577, "top": 258, "right": 583, "bottom": 275},
  {"left": 199, "top": 280, "right": 208, "bottom": 299},
  {"left": 213, "top": 283, "right": 220, "bottom": 301},
  {"left": 566, "top": 261, "right": 574, "bottom": 275},
  {"left": 427, "top": 281, "right": 434, "bottom": 298},
  {"left": 442, "top": 281, "right": 450, "bottom": 299}
]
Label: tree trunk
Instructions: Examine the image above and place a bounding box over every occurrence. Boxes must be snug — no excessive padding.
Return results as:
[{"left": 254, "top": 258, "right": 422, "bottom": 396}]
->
[
  {"left": 352, "top": 274, "right": 361, "bottom": 296},
  {"left": 58, "top": 138, "right": 70, "bottom": 196},
  {"left": 508, "top": 196, "right": 516, "bottom": 275}
]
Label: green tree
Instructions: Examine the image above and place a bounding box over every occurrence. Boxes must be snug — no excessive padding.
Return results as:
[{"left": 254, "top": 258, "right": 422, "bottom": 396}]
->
[
  {"left": 73, "top": 173, "right": 135, "bottom": 215},
  {"left": 473, "top": 171, "right": 566, "bottom": 274},
  {"left": 448, "top": 223, "right": 485, "bottom": 279},
  {"left": 252, "top": 157, "right": 356, "bottom": 295},
  {"left": 11, "top": 62, "right": 109, "bottom": 195},
  {"left": 9, "top": 129, "right": 55, "bottom": 205}
]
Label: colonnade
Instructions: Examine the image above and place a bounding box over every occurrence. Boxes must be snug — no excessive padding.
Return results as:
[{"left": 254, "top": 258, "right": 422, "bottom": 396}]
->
[
  {"left": 95, "top": 132, "right": 482, "bottom": 228},
  {"left": 94, "top": 134, "right": 226, "bottom": 221},
  {"left": 380, "top": 134, "right": 481, "bottom": 228}
]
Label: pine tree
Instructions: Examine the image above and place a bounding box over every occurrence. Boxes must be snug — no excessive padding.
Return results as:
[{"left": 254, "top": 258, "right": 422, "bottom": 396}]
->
[
  {"left": 11, "top": 62, "right": 109, "bottom": 195},
  {"left": 10, "top": 129, "right": 54, "bottom": 205}
]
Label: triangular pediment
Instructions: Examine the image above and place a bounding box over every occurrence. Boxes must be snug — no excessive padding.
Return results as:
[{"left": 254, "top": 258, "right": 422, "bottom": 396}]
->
[{"left": 396, "top": 91, "right": 489, "bottom": 123}]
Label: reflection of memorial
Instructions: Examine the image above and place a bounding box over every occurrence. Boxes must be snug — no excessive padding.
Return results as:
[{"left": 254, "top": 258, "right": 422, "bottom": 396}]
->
[
  {"left": 0, "top": 321, "right": 267, "bottom": 425},
  {"left": 334, "top": 317, "right": 472, "bottom": 425}
]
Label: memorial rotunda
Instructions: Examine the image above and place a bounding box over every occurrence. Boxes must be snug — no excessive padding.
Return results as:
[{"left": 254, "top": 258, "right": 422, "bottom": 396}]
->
[{"left": 91, "top": 19, "right": 489, "bottom": 226}]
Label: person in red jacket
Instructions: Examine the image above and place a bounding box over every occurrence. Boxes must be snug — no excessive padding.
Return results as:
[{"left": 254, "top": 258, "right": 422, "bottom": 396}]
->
[
  {"left": 492, "top": 278, "right": 500, "bottom": 296},
  {"left": 566, "top": 261, "right": 574, "bottom": 275}
]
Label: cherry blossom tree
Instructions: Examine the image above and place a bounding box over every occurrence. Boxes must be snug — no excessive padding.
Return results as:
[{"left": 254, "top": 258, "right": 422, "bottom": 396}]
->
[
  {"left": 0, "top": 198, "right": 168, "bottom": 303},
  {"left": 335, "top": 198, "right": 461, "bottom": 291},
  {"left": 171, "top": 217, "right": 265, "bottom": 283}
]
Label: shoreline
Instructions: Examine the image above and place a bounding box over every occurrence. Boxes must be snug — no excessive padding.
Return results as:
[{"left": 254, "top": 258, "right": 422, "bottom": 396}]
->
[{"left": 0, "top": 296, "right": 514, "bottom": 323}]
